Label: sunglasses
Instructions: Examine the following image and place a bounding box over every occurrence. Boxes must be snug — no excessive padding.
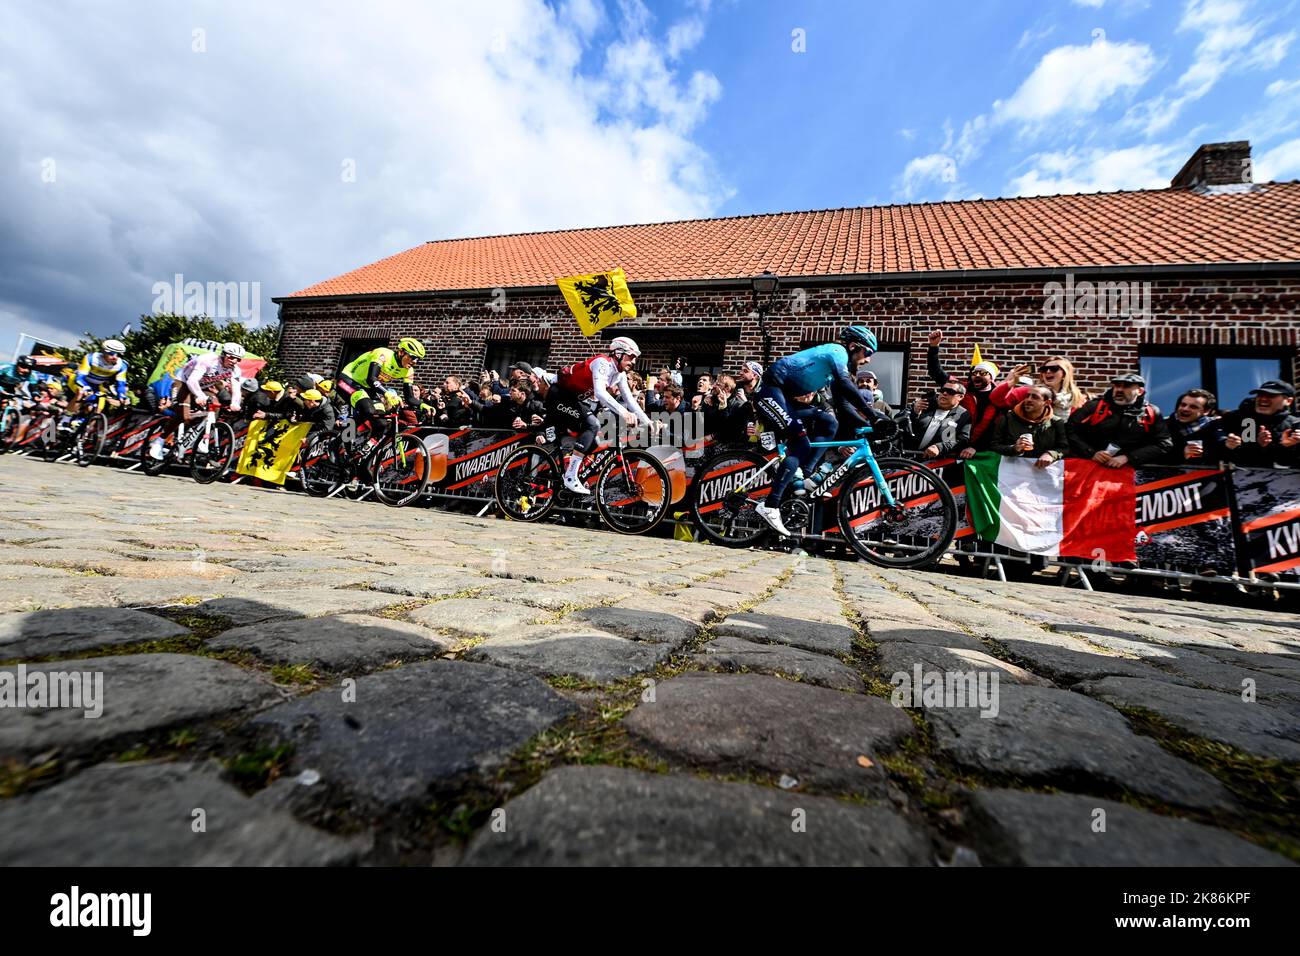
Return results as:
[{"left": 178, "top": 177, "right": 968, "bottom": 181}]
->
[
  {"left": 1039, "top": 365, "right": 1063, "bottom": 374},
  {"left": 938, "top": 387, "right": 962, "bottom": 396}
]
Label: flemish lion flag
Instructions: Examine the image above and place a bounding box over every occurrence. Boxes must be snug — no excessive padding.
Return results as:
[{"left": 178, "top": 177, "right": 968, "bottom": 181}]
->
[
  {"left": 237, "top": 420, "right": 312, "bottom": 485},
  {"left": 557, "top": 268, "right": 637, "bottom": 337},
  {"left": 963, "top": 451, "right": 1136, "bottom": 560}
]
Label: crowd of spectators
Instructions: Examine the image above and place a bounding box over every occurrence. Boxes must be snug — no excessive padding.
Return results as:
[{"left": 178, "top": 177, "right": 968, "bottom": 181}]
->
[{"left": 902, "top": 329, "right": 1299, "bottom": 469}]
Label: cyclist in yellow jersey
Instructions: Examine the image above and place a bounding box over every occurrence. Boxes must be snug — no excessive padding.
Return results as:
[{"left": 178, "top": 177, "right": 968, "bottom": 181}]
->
[{"left": 336, "top": 338, "right": 425, "bottom": 433}]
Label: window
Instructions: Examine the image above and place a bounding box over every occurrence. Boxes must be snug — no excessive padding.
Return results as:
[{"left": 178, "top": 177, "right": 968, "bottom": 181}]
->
[
  {"left": 334, "top": 338, "right": 388, "bottom": 379},
  {"left": 798, "top": 338, "right": 909, "bottom": 407},
  {"left": 483, "top": 341, "right": 549, "bottom": 378},
  {"left": 1140, "top": 348, "right": 1289, "bottom": 414}
]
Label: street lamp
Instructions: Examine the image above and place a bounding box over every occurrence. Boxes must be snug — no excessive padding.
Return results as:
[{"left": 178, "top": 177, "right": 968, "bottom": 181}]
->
[{"left": 750, "top": 271, "right": 780, "bottom": 366}]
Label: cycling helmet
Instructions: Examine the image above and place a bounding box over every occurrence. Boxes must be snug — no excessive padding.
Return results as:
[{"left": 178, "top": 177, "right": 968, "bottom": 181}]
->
[
  {"left": 15, "top": 355, "right": 33, "bottom": 369},
  {"left": 397, "top": 337, "right": 426, "bottom": 359},
  {"left": 221, "top": 342, "right": 245, "bottom": 359},
  {"left": 840, "top": 326, "right": 878, "bottom": 355},
  {"left": 102, "top": 339, "right": 126, "bottom": 356},
  {"left": 609, "top": 336, "right": 641, "bottom": 358},
  {"left": 240, "top": 379, "right": 259, "bottom": 394}
]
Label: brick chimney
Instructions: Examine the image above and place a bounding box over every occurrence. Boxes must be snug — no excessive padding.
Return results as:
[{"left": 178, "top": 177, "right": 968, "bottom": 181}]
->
[{"left": 1171, "top": 141, "right": 1252, "bottom": 189}]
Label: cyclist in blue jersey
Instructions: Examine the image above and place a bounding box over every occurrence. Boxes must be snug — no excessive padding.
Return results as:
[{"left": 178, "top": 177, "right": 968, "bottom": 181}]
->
[{"left": 751, "top": 326, "right": 883, "bottom": 537}]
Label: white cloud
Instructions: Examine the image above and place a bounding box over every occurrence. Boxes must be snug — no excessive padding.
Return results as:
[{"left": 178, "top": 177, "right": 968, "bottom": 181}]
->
[
  {"left": 1255, "top": 137, "right": 1300, "bottom": 181},
  {"left": 1008, "top": 143, "right": 1185, "bottom": 196},
  {"left": 899, "top": 128, "right": 916, "bottom": 141},
  {"left": 996, "top": 34, "right": 1157, "bottom": 123},
  {"left": 1072, "top": 0, "right": 1107, "bottom": 7},
  {"left": 1267, "top": 77, "right": 1300, "bottom": 96},
  {"left": 1017, "top": 25, "right": 1056, "bottom": 52},
  {"left": 899, "top": 154, "right": 959, "bottom": 200},
  {"left": 666, "top": 17, "right": 706, "bottom": 59},
  {"left": 0, "top": 0, "right": 729, "bottom": 345},
  {"left": 1130, "top": 0, "right": 1293, "bottom": 135}
]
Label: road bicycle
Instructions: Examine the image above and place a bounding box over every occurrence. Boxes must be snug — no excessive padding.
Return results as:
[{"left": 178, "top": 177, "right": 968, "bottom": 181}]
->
[
  {"left": 298, "top": 409, "right": 430, "bottom": 507},
  {"left": 139, "top": 399, "right": 237, "bottom": 483},
  {"left": 688, "top": 423, "right": 958, "bottom": 568},
  {"left": 494, "top": 424, "right": 672, "bottom": 535}
]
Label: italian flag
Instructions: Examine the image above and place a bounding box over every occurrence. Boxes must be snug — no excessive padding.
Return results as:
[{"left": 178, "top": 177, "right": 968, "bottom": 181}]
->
[{"left": 963, "top": 451, "right": 1137, "bottom": 560}]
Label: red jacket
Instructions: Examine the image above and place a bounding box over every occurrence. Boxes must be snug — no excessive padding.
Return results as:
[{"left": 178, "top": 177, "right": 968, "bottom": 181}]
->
[{"left": 965, "top": 381, "right": 1031, "bottom": 447}]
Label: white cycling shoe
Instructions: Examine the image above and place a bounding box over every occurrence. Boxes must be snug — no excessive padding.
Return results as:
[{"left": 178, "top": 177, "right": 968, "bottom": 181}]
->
[
  {"left": 755, "top": 502, "right": 792, "bottom": 537},
  {"left": 563, "top": 474, "right": 592, "bottom": 496},
  {"left": 148, "top": 437, "right": 166, "bottom": 460}
]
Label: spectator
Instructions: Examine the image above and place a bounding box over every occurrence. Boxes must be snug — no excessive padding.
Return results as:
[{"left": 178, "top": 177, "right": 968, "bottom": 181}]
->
[
  {"left": 236, "top": 379, "right": 260, "bottom": 420},
  {"left": 905, "top": 380, "right": 972, "bottom": 461},
  {"left": 989, "top": 385, "right": 1067, "bottom": 469},
  {"left": 1068, "top": 372, "right": 1172, "bottom": 468},
  {"left": 927, "top": 329, "right": 1026, "bottom": 455},
  {"left": 1036, "top": 357, "right": 1090, "bottom": 415},
  {"left": 694, "top": 373, "right": 713, "bottom": 401},
  {"left": 1164, "top": 388, "right": 1218, "bottom": 464},
  {"left": 486, "top": 382, "right": 543, "bottom": 431},
  {"left": 735, "top": 361, "right": 762, "bottom": 406},
  {"left": 479, "top": 368, "right": 510, "bottom": 398},
  {"left": 440, "top": 375, "right": 481, "bottom": 427},
  {"left": 299, "top": 388, "right": 336, "bottom": 434},
  {"left": 248, "top": 381, "right": 284, "bottom": 420},
  {"left": 702, "top": 375, "right": 746, "bottom": 443},
  {"left": 1213, "top": 381, "right": 1300, "bottom": 468}
]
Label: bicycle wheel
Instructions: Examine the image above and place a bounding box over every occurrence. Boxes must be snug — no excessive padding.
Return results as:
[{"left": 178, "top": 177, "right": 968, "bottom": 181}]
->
[
  {"left": 688, "top": 447, "right": 777, "bottom": 547},
  {"left": 191, "top": 422, "right": 235, "bottom": 484},
  {"left": 300, "top": 434, "right": 346, "bottom": 497},
  {"left": 73, "top": 413, "right": 109, "bottom": 466},
  {"left": 834, "top": 457, "right": 957, "bottom": 569},
  {"left": 0, "top": 406, "right": 19, "bottom": 451},
  {"left": 372, "top": 433, "right": 430, "bottom": 507},
  {"left": 595, "top": 449, "right": 671, "bottom": 535},
  {"left": 140, "top": 422, "right": 174, "bottom": 476},
  {"left": 494, "top": 445, "right": 559, "bottom": 521}
]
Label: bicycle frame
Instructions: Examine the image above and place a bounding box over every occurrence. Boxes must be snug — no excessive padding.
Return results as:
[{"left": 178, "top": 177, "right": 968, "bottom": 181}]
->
[{"left": 727, "top": 426, "right": 899, "bottom": 509}]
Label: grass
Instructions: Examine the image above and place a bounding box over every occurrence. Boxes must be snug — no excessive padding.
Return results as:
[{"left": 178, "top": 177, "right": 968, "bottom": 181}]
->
[{"left": 225, "top": 744, "right": 296, "bottom": 790}]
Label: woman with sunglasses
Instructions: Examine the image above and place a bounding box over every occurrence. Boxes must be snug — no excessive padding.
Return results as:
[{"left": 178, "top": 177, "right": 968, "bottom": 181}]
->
[{"left": 1038, "top": 357, "right": 1089, "bottom": 415}]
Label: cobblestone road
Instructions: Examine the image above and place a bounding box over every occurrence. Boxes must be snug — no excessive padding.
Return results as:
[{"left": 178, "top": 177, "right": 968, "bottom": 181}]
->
[{"left": 0, "top": 457, "right": 1296, "bottom": 865}]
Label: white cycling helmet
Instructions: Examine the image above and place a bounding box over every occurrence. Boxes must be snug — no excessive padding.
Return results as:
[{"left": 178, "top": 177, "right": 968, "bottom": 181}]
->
[
  {"left": 609, "top": 336, "right": 641, "bottom": 358},
  {"left": 221, "top": 342, "right": 245, "bottom": 358},
  {"left": 102, "top": 339, "right": 126, "bottom": 355}
]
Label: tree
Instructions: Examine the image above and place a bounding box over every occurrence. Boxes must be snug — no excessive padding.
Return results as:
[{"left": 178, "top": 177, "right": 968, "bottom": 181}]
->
[{"left": 76, "top": 314, "right": 283, "bottom": 397}]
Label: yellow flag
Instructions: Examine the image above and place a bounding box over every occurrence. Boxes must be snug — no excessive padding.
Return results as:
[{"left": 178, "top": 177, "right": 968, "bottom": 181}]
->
[
  {"left": 557, "top": 268, "right": 637, "bottom": 337},
  {"left": 237, "top": 420, "right": 313, "bottom": 484},
  {"left": 970, "top": 343, "right": 983, "bottom": 367}
]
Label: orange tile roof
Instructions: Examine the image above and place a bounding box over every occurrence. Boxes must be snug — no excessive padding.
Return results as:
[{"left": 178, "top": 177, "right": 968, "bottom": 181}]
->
[{"left": 287, "top": 183, "right": 1300, "bottom": 298}]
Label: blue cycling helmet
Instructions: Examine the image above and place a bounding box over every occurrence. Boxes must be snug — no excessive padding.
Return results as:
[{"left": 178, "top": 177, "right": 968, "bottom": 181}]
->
[{"left": 840, "top": 325, "right": 878, "bottom": 354}]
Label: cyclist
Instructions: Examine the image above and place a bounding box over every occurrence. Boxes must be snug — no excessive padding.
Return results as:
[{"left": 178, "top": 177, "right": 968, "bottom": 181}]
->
[
  {"left": 70, "top": 340, "right": 129, "bottom": 416},
  {"left": 752, "top": 325, "right": 884, "bottom": 537},
  {"left": 0, "top": 355, "right": 40, "bottom": 399},
  {"left": 550, "top": 335, "right": 655, "bottom": 495},
  {"left": 150, "top": 342, "right": 245, "bottom": 459},
  {"left": 337, "top": 338, "right": 424, "bottom": 438}
]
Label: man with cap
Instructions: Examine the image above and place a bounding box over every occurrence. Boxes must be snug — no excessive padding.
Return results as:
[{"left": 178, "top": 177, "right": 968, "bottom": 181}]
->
[
  {"left": 1213, "top": 380, "right": 1300, "bottom": 468},
  {"left": 1067, "top": 372, "right": 1172, "bottom": 468},
  {"left": 298, "top": 387, "right": 336, "bottom": 434}
]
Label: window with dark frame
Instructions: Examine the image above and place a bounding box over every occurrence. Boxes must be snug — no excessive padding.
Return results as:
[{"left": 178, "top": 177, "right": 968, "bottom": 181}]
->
[
  {"left": 1139, "top": 347, "right": 1290, "bottom": 415},
  {"left": 334, "top": 337, "right": 388, "bottom": 379},
  {"left": 483, "top": 341, "right": 550, "bottom": 379}
]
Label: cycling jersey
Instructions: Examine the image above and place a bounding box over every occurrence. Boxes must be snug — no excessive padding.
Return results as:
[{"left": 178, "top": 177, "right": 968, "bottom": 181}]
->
[
  {"left": 75, "top": 352, "right": 129, "bottom": 402},
  {"left": 557, "top": 355, "right": 651, "bottom": 426},
  {"left": 176, "top": 353, "right": 244, "bottom": 412},
  {"left": 339, "top": 348, "right": 415, "bottom": 409},
  {"left": 0, "top": 364, "right": 39, "bottom": 395}
]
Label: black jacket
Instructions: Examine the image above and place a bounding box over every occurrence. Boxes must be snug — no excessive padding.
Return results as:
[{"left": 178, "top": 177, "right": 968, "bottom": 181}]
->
[
  {"left": 905, "top": 404, "right": 972, "bottom": 457},
  {"left": 989, "top": 409, "right": 1068, "bottom": 460},
  {"left": 1068, "top": 391, "right": 1172, "bottom": 466},
  {"left": 1163, "top": 413, "right": 1218, "bottom": 465},
  {"left": 1213, "top": 401, "right": 1300, "bottom": 468}
]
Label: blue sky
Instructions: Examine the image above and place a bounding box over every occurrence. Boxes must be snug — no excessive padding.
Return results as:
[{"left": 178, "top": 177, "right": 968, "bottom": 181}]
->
[{"left": 2, "top": 0, "right": 1298, "bottom": 360}]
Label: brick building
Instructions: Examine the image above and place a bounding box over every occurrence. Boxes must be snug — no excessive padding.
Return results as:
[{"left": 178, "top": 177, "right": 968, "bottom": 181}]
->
[{"left": 274, "top": 141, "right": 1300, "bottom": 415}]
